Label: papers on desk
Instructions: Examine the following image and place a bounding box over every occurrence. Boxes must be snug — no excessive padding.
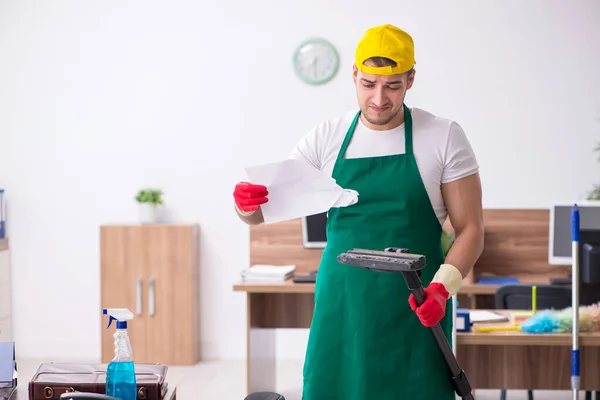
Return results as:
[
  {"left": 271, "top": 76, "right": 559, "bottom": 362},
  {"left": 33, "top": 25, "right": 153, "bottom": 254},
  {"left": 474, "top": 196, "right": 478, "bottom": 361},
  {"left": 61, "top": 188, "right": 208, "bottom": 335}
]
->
[
  {"left": 510, "top": 311, "right": 534, "bottom": 325},
  {"left": 241, "top": 264, "right": 296, "bottom": 282},
  {"left": 468, "top": 310, "right": 508, "bottom": 323},
  {"left": 245, "top": 159, "right": 359, "bottom": 224}
]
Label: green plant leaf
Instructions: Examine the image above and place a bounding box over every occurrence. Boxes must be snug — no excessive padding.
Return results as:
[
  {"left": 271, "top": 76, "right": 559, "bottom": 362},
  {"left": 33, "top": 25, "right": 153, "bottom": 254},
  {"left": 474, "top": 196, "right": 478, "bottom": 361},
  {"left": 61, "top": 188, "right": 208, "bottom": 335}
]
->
[
  {"left": 587, "top": 184, "right": 600, "bottom": 201},
  {"left": 587, "top": 142, "right": 600, "bottom": 192},
  {"left": 135, "top": 188, "right": 164, "bottom": 205},
  {"left": 594, "top": 142, "right": 600, "bottom": 162}
]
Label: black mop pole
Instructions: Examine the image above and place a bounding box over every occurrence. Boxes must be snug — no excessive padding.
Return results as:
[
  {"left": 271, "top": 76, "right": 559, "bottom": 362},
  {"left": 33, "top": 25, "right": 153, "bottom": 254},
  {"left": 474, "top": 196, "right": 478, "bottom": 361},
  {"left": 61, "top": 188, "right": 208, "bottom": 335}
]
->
[
  {"left": 337, "top": 247, "right": 475, "bottom": 400},
  {"left": 401, "top": 268, "right": 474, "bottom": 400}
]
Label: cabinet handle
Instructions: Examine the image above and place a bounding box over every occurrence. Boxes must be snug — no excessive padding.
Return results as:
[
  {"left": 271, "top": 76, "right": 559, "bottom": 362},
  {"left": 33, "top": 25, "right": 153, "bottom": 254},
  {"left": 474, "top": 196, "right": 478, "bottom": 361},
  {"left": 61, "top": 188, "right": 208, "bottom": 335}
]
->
[
  {"left": 136, "top": 278, "right": 143, "bottom": 316},
  {"left": 148, "top": 277, "right": 155, "bottom": 317}
]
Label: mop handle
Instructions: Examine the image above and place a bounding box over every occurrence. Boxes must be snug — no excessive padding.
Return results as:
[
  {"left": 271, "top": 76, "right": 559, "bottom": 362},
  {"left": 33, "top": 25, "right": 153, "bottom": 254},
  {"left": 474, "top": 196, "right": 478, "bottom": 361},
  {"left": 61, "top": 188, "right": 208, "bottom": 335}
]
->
[
  {"left": 402, "top": 271, "right": 474, "bottom": 400},
  {"left": 571, "top": 204, "right": 580, "bottom": 398}
]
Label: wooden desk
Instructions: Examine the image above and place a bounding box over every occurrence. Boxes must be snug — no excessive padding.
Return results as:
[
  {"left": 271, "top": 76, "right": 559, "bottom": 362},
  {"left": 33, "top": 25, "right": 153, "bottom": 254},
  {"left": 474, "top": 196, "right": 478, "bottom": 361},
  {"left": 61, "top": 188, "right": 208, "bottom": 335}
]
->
[
  {"left": 232, "top": 280, "right": 522, "bottom": 295},
  {"left": 234, "top": 281, "right": 313, "bottom": 393},
  {"left": 234, "top": 281, "right": 600, "bottom": 394},
  {"left": 462, "top": 312, "right": 600, "bottom": 391},
  {"left": 232, "top": 278, "right": 549, "bottom": 311}
]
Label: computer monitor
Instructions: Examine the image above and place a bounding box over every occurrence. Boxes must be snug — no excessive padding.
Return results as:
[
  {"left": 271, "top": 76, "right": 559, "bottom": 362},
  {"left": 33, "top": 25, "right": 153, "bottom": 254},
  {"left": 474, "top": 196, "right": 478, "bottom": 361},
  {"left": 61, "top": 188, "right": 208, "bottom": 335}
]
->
[
  {"left": 301, "top": 212, "right": 328, "bottom": 248},
  {"left": 549, "top": 203, "right": 600, "bottom": 265},
  {"left": 549, "top": 203, "right": 600, "bottom": 306}
]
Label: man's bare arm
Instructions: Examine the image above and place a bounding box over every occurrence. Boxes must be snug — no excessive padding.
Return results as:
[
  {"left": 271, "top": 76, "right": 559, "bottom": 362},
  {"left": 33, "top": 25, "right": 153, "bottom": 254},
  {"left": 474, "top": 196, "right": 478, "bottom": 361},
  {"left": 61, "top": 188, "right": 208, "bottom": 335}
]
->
[
  {"left": 234, "top": 204, "right": 265, "bottom": 225},
  {"left": 441, "top": 173, "right": 485, "bottom": 278},
  {"left": 429, "top": 173, "right": 484, "bottom": 298}
]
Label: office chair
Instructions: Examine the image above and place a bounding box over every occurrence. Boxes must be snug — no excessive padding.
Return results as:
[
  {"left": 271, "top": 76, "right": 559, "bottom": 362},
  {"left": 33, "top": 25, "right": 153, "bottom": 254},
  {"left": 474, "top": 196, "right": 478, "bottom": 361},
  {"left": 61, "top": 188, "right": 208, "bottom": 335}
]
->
[
  {"left": 495, "top": 283, "right": 572, "bottom": 310},
  {"left": 494, "top": 284, "right": 571, "bottom": 400}
]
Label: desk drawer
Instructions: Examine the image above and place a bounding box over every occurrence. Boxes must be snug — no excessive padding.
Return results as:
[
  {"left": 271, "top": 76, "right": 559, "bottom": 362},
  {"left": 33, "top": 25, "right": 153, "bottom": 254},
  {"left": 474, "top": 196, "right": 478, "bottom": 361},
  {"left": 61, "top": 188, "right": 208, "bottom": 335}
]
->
[
  {"left": 0, "top": 317, "right": 12, "bottom": 341},
  {"left": 0, "top": 250, "right": 9, "bottom": 286},
  {"left": 0, "top": 283, "right": 11, "bottom": 319}
]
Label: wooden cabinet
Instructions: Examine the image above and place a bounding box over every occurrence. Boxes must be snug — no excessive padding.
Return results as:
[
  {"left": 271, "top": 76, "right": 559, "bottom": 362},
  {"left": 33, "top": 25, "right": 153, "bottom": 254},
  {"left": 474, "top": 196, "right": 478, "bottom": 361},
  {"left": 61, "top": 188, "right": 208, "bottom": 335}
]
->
[
  {"left": 0, "top": 238, "right": 12, "bottom": 342},
  {"left": 100, "top": 225, "right": 200, "bottom": 365}
]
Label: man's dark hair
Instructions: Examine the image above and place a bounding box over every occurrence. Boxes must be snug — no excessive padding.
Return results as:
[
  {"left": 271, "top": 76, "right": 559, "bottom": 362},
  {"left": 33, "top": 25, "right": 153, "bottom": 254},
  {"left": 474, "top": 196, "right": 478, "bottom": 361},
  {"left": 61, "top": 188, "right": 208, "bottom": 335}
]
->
[
  {"left": 364, "top": 56, "right": 397, "bottom": 67},
  {"left": 364, "top": 57, "right": 414, "bottom": 76}
]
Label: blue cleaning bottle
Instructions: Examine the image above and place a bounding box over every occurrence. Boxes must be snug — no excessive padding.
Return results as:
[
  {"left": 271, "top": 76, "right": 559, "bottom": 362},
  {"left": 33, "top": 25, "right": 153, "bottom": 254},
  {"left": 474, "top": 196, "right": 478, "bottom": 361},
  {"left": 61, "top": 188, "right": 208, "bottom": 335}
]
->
[{"left": 103, "top": 308, "right": 137, "bottom": 400}]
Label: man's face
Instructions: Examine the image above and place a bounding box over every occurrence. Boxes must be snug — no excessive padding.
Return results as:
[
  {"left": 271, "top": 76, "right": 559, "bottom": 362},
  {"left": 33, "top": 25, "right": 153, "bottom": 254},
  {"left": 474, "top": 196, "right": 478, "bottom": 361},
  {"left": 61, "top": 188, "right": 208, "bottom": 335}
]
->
[{"left": 352, "top": 63, "right": 415, "bottom": 129}]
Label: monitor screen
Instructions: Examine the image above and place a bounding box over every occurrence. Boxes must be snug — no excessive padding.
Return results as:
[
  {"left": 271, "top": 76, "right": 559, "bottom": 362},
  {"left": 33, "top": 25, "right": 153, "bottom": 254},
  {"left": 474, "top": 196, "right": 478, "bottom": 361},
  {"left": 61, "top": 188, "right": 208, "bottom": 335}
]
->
[
  {"left": 549, "top": 203, "right": 600, "bottom": 264},
  {"left": 301, "top": 212, "right": 328, "bottom": 248}
]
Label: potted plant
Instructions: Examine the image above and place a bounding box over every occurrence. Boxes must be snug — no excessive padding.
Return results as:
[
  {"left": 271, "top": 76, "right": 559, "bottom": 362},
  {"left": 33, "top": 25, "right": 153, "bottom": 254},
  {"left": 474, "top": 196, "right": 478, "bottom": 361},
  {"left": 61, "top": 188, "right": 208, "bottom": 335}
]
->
[
  {"left": 135, "top": 189, "right": 164, "bottom": 224},
  {"left": 586, "top": 143, "right": 600, "bottom": 201}
]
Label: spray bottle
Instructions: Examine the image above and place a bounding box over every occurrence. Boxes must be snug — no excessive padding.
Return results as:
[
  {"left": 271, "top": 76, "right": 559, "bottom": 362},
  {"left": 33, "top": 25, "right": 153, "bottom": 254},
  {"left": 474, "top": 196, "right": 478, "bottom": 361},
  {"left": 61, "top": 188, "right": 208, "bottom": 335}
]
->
[{"left": 103, "top": 308, "right": 137, "bottom": 400}]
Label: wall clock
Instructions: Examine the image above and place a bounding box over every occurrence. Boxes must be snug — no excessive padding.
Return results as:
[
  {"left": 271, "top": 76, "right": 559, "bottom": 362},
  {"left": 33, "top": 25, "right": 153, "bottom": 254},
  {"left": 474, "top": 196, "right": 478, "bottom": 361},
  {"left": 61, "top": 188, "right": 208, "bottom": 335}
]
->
[{"left": 292, "top": 37, "right": 339, "bottom": 85}]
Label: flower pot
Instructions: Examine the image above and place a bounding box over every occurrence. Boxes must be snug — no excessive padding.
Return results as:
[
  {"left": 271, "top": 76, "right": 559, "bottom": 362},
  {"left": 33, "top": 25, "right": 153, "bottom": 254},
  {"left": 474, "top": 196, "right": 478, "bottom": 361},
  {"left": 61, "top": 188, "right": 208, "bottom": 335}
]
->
[{"left": 139, "top": 203, "right": 158, "bottom": 224}]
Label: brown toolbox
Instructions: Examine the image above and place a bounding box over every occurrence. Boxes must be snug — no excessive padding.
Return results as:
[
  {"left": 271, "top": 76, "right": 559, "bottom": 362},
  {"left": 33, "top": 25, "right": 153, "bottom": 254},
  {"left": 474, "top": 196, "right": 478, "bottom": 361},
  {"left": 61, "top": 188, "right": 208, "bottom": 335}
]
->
[{"left": 28, "top": 363, "right": 168, "bottom": 400}]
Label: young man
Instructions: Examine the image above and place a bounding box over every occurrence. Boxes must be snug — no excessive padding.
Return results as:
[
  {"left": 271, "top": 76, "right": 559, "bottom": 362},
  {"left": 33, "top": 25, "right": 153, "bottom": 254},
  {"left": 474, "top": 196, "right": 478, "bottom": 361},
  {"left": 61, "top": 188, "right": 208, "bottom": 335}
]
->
[{"left": 233, "top": 24, "right": 484, "bottom": 400}]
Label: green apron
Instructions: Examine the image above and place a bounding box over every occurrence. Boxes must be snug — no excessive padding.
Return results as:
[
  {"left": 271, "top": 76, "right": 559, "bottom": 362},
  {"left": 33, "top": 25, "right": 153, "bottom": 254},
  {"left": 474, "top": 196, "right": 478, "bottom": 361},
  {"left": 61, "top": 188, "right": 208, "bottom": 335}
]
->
[{"left": 302, "top": 104, "right": 454, "bottom": 400}]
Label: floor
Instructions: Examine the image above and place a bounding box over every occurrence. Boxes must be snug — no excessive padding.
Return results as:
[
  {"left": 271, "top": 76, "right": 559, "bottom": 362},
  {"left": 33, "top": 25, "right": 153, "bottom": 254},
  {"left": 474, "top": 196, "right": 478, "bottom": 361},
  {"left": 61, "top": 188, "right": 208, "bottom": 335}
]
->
[{"left": 12, "top": 358, "right": 593, "bottom": 400}]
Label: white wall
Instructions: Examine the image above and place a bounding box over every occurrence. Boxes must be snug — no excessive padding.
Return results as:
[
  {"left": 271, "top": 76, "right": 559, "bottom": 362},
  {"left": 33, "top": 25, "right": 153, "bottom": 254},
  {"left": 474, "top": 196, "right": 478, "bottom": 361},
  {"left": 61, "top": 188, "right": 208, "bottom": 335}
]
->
[{"left": 0, "top": 0, "right": 599, "bottom": 361}]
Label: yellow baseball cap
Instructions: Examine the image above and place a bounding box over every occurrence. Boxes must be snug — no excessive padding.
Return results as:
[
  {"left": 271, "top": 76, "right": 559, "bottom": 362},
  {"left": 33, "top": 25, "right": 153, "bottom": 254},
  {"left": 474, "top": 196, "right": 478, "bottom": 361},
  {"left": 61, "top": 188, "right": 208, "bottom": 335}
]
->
[{"left": 355, "top": 24, "right": 416, "bottom": 76}]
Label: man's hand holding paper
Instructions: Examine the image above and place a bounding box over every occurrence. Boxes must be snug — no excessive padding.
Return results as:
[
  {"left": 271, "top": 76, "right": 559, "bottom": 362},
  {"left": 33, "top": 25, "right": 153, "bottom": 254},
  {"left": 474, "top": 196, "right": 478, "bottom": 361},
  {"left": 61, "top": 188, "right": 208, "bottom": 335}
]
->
[
  {"left": 233, "top": 182, "right": 269, "bottom": 215},
  {"left": 235, "top": 159, "right": 359, "bottom": 224}
]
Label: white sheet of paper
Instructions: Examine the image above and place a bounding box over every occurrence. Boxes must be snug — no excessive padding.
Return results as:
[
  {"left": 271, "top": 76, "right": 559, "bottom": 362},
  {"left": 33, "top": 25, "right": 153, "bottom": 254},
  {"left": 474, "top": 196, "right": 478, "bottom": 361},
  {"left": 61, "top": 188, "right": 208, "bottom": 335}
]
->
[
  {"left": 245, "top": 159, "right": 359, "bottom": 224},
  {"left": 468, "top": 310, "right": 508, "bottom": 323}
]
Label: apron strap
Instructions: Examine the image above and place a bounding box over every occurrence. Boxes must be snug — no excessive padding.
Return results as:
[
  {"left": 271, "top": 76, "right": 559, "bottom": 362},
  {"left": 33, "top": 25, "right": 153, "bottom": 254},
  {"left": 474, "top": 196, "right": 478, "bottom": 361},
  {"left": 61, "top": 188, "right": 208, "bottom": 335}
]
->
[
  {"left": 336, "top": 111, "right": 361, "bottom": 161},
  {"left": 404, "top": 104, "right": 413, "bottom": 155}
]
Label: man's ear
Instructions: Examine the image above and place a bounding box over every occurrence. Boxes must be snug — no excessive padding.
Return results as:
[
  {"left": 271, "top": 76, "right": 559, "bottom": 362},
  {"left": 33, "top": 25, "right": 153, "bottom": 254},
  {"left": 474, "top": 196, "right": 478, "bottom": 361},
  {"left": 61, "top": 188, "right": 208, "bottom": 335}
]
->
[
  {"left": 407, "top": 69, "right": 416, "bottom": 90},
  {"left": 352, "top": 64, "right": 358, "bottom": 85}
]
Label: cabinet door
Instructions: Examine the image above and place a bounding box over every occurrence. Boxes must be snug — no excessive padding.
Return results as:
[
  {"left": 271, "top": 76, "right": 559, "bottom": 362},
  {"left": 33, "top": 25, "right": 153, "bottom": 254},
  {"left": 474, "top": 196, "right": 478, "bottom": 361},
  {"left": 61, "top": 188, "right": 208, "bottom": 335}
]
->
[
  {"left": 144, "top": 225, "right": 199, "bottom": 365},
  {"left": 100, "top": 226, "right": 149, "bottom": 363}
]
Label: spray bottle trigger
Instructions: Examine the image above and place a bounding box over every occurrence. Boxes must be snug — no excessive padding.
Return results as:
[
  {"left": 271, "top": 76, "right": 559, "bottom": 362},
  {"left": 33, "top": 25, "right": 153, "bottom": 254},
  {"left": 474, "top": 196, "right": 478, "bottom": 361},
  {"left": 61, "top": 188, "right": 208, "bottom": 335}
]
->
[
  {"left": 106, "top": 315, "right": 116, "bottom": 329},
  {"left": 103, "top": 308, "right": 134, "bottom": 330},
  {"left": 103, "top": 308, "right": 117, "bottom": 329}
]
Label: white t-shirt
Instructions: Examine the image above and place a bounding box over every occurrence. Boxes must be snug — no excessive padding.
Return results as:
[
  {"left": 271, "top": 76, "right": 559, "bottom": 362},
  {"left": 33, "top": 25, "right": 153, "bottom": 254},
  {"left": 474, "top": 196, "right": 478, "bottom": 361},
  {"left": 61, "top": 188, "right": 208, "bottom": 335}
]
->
[{"left": 288, "top": 107, "right": 479, "bottom": 227}]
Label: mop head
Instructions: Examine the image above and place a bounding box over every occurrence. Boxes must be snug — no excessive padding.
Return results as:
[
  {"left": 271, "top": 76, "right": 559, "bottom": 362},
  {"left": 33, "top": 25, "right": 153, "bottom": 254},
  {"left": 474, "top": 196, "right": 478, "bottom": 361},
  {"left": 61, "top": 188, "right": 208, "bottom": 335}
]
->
[{"left": 520, "top": 302, "right": 600, "bottom": 333}]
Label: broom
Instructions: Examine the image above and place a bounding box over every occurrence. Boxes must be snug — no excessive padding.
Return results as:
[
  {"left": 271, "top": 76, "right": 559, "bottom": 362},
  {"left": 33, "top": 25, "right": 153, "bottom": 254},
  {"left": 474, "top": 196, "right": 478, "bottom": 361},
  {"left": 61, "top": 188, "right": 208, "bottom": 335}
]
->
[{"left": 571, "top": 204, "right": 580, "bottom": 400}]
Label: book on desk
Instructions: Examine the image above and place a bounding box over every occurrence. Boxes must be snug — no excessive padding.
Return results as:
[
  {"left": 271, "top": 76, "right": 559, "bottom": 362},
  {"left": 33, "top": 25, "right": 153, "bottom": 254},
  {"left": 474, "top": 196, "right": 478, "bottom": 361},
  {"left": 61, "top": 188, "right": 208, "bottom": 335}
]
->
[
  {"left": 241, "top": 264, "right": 296, "bottom": 282},
  {"left": 239, "top": 263, "right": 319, "bottom": 284},
  {"left": 293, "top": 270, "right": 317, "bottom": 283}
]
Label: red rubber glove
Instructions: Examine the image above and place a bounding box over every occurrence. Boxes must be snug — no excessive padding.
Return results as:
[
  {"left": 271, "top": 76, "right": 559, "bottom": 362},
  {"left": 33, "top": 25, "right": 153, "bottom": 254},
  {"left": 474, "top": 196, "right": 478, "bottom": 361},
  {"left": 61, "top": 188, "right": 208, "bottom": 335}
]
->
[
  {"left": 233, "top": 182, "right": 269, "bottom": 213},
  {"left": 408, "top": 282, "right": 449, "bottom": 327}
]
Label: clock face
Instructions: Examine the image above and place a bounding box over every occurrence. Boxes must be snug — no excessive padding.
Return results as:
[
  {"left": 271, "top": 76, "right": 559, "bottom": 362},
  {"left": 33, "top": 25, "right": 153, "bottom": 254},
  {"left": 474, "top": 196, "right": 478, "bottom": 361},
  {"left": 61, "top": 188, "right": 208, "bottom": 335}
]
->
[{"left": 293, "top": 38, "right": 339, "bottom": 85}]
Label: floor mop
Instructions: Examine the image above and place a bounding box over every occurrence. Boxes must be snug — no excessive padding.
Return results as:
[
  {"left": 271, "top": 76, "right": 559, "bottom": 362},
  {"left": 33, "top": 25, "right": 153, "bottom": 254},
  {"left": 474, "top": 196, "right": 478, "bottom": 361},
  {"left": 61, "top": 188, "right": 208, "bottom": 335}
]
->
[
  {"left": 571, "top": 204, "right": 580, "bottom": 400},
  {"left": 337, "top": 247, "right": 475, "bottom": 400}
]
